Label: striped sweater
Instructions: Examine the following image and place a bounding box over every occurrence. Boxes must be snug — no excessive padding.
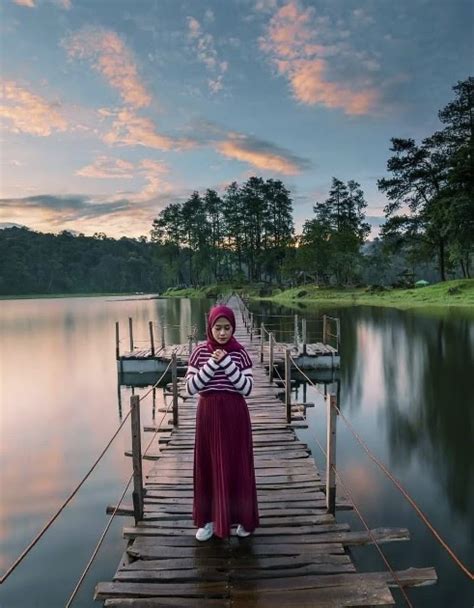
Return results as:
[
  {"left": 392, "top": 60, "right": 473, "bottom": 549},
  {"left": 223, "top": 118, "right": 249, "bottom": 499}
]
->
[{"left": 185, "top": 343, "right": 253, "bottom": 397}]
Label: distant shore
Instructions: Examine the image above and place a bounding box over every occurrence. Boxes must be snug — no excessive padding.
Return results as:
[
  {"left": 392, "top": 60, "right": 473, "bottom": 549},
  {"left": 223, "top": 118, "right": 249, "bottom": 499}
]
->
[
  {"left": 163, "top": 279, "right": 474, "bottom": 310},
  {"left": 0, "top": 292, "right": 159, "bottom": 301}
]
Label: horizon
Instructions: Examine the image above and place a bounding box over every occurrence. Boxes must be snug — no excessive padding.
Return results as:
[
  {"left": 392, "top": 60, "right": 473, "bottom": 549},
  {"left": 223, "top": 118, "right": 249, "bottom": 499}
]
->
[{"left": 0, "top": 0, "right": 471, "bottom": 239}]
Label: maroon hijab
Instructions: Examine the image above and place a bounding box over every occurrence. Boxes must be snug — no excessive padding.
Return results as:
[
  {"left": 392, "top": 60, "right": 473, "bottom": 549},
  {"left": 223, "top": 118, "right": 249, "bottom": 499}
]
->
[{"left": 206, "top": 305, "right": 244, "bottom": 352}]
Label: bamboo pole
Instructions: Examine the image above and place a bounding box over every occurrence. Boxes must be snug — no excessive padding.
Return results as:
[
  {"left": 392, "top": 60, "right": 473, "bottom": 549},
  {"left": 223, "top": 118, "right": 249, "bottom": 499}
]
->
[
  {"left": 326, "top": 392, "right": 337, "bottom": 515},
  {"left": 148, "top": 321, "right": 155, "bottom": 356},
  {"left": 268, "top": 332, "right": 274, "bottom": 383},
  {"left": 285, "top": 349, "right": 291, "bottom": 424},
  {"left": 128, "top": 317, "right": 134, "bottom": 351},
  {"left": 130, "top": 395, "right": 144, "bottom": 523},
  {"left": 172, "top": 352, "right": 178, "bottom": 427},
  {"left": 115, "top": 322, "right": 120, "bottom": 359}
]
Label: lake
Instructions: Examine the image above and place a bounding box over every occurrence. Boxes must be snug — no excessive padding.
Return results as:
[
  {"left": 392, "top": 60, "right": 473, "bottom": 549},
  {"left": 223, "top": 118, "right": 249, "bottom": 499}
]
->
[{"left": 0, "top": 296, "right": 472, "bottom": 607}]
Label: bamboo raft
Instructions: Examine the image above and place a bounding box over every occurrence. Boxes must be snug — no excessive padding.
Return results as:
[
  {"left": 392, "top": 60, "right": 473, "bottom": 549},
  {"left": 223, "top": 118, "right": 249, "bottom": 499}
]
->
[{"left": 98, "top": 299, "right": 436, "bottom": 606}]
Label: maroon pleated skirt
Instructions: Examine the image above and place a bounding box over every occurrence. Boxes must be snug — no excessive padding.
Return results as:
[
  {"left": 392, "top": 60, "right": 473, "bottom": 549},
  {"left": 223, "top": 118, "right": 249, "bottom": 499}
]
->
[{"left": 193, "top": 390, "right": 259, "bottom": 538}]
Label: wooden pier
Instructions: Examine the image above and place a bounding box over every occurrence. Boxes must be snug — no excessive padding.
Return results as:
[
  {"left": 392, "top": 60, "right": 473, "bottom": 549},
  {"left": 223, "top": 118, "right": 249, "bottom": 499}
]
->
[{"left": 97, "top": 296, "right": 436, "bottom": 606}]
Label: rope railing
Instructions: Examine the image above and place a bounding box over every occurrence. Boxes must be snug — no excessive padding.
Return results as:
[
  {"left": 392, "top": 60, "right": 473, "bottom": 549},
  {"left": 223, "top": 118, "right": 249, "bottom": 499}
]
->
[
  {"left": 289, "top": 354, "right": 474, "bottom": 581},
  {"left": 0, "top": 357, "right": 174, "bottom": 586},
  {"left": 65, "top": 383, "right": 175, "bottom": 606},
  {"left": 307, "top": 415, "right": 414, "bottom": 607}
]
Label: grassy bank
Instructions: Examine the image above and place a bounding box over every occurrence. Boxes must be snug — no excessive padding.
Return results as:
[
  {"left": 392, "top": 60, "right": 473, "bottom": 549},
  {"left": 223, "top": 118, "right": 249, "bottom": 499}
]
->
[
  {"left": 0, "top": 292, "right": 158, "bottom": 300},
  {"left": 164, "top": 279, "right": 474, "bottom": 309}
]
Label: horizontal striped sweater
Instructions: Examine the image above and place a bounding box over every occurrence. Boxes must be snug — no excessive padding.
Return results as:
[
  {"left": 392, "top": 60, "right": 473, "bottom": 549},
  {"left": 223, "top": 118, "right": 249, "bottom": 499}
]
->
[{"left": 185, "top": 343, "right": 253, "bottom": 397}]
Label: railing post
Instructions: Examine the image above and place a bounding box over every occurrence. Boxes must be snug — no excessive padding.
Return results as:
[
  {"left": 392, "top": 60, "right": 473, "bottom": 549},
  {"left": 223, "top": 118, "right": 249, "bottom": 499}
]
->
[
  {"left": 250, "top": 313, "right": 254, "bottom": 342},
  {"left": 188, "top": 333, "right": 193, "bottom": 355},
  {"left": 268, "top": 332, "right": 274, "bottom": 383},
  {"left": 172, "top": 352, "right": 179, "bottom": 427},
  {"left": 260, "top": 322, "right": 264, "bottom": 363},
  {"left": 128, "top": 317, "right": 134, "bottom": 351},
  {"left": 130, "top": 395, "right": 144, "bottom": 523},
  {"left": 302, "top": 318, "right": 307, "bottom": 355},
  {"left": 149, "top": 321, "right": 155, "bottom": 356},
  {"left": 161, "top": 324, "right": 165, "bottom": 349},
  {"left": 115, "top": 321, "right": 120, "bottom": 359},
  {"left": 326, "top": 392, "right": 337, "bottom": 515},
  {"left": 285, "top": 349, "right": 291, "bottom": 423},
  {"left": 336, "top": 318, "right": 341, "bottom": 353},
  {"left": 294, "top": 314, "right": 298, "bottom": 347},
  {"left": 322, "top": 315, "right": 328, "bottom": 344}
]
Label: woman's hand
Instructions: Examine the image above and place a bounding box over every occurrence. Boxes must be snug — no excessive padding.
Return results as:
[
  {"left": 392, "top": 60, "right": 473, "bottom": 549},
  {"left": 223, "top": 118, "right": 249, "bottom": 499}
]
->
[{"left": 212, "top": 349, "right": 227, "bottom": 363}]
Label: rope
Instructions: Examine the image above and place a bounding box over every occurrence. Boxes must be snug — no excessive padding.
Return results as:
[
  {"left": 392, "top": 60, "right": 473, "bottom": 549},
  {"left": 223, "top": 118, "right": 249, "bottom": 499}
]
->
[
  {"left": 65, "top": 390, "right": 175, "bottom": 606},
  {"left": 307, "top": 423, "right": 414, "bottom": 607},
  {"left": 0, "top": 354, "right": 175, "bottom": 585},
  {"left": 289, "top": 354, "right": 474, "bottom": 581}
]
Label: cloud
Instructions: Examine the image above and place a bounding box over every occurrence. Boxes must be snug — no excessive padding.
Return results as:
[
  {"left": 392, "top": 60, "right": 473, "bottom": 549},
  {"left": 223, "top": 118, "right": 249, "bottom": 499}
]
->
[
  {"left": 12, "top": 0, "right": 35, "bottom": 6},
  {"left": 0, "top": 80, "right": 68, "bottom": 136},
  {"left": 101, "top": 108, "right": 196, "bottom": 151},
  {"left": 76, "top": 156, "right": 135, "bottom": 179},
  {"left": 12, "top": 0, "right": 72, "bottom": 6},
  {"left": 259, "top": 1, "right": 379, "bottom": 115},
  {"left": 63, "top": 27, "right": 151, "bottom": 109},
  {"left": 186, "top": 16, "right": 227, "bottom": 93},
  {"left": 215, "top": 132, "right": 310, "bottom": 175}
]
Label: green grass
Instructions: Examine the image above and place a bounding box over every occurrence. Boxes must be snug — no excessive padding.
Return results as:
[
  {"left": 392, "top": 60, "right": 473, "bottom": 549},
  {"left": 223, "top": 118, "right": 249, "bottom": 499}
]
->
[
  {"left": 259, "top": 279, "right": 474, "bottom": 309},
  {"left": 163, "top": 279, "right": 474, "bottom": 311}
]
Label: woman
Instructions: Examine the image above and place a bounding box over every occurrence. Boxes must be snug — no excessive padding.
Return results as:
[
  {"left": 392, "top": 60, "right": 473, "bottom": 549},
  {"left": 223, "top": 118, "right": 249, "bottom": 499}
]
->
[{"left": 185, "top": 305, "right": 259, "bottom": 541}]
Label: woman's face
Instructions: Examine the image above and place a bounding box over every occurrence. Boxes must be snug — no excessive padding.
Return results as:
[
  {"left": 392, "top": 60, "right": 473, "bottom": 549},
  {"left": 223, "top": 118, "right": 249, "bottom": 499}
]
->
[{"left": 211, "top": 316, "right": 233, "bottom": 346}]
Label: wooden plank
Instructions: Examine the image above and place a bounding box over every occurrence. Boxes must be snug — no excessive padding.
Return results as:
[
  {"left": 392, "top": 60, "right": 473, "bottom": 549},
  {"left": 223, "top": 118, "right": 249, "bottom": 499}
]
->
[{"left": 104, "top": 599, "right": 230, "bottom": 608}]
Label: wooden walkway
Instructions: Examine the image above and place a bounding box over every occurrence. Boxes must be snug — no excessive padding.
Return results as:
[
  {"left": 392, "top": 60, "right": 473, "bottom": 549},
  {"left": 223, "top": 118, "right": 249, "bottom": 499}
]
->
[{"left": 97, "top": 298, "right": 436, "bottom": 606}]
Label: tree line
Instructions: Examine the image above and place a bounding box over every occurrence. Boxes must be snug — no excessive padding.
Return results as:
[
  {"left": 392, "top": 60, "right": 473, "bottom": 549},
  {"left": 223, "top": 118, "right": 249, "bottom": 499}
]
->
[{"left": 0, "top": 77, "right": 472, "bottom": 295}]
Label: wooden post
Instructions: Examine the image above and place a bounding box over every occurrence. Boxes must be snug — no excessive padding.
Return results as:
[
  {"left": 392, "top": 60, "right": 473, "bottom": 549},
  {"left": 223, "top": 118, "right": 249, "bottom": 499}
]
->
[
  {"left": 128, "top": 317, "right": 134, "bottom": 351},
  {"left": 172, "top": 352, "right": 178, "bottom": 427},
  {"left": 294, "top": 314, "right": 298, "bottom": 347},
  {"left": 336, "top": 318, "right": 340, "bottom": 353},
  {"left": 130, "top": 395, "right": 144, "bottom": 523},
  {"left": 115, "top": 321, "right": 120, "bottom": 359},
  {"left": 250, "top": 313, "right": 254, "bottom": 342},
  {"left": 302, "top": 318, "right": 307, "bottom": 355},
  {"left": 161, "top": 325, "right": 165, "bottom": 349},
  {"left": 326, "top": 392, "right": 337, "bottom": 515},
  {"left": 322, "top": 315, "right": 328, "bottom": 344},
  {"left": 285, "top": 349, "right": 291, "bottom": 423},
  {"left": 268, "top": 332, "right": 274, "bottom": 383},
  {"left": 149, "top": 321, "right": 155, "bottom": 356},
  {"left": 260, "top": 322, "right": 264, "bottom": 363},
  {"left": 188, "top": 334, "right": 193, "bottom": 355}
]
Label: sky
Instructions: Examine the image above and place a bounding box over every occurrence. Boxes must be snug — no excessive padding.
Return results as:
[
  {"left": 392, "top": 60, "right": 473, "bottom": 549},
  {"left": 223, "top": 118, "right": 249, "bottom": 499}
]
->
[{"left": 0, "top": 0, "right": 472, "bottom": 239}]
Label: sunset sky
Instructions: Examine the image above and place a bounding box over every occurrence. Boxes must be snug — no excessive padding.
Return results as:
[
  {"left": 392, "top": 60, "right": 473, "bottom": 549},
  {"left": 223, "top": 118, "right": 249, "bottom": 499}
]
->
[{"left": 0, "top": 0, "right": 471, "bottom": 239}]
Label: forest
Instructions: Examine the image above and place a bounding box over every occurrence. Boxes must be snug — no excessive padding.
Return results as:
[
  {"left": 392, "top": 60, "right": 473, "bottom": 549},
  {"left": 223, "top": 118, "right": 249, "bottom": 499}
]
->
[{"left": 1, "top": 78, "right": 472, "bottom": 296}]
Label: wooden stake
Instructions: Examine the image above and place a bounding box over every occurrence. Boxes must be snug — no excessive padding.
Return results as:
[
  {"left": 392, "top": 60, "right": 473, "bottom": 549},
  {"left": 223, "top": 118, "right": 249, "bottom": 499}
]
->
[
  {"left": 130, "top": 395, "right": 144, "bottom": 523},
  {"left": 115, "top": 321, "right": 120, "bottom": 359},
  {"left": 128, "top": 317, "right": 134, "bottom": 351},
  {"left": 322, "top": 314, "right": 328, "bottom": 344},
  {"left": 260, "top": 322, "right": 264, "bottom": 363},
  {"left": 148, "top": 321, "right": 155, "bottom": 356},
  {"left": 172, "top": 352, "right": 178, "bottom": 427},
  {"left": 326, "top": 392, "right": 337, "bottom": 515},
  {"left": 285, "top": 349, "right": 291, "bottom": 424},
  {"left": 268, "top": 332, "right": 274, "bottom": 383},
  {"left": 302, "top": 318, "right": 307, "bottom": 355}
]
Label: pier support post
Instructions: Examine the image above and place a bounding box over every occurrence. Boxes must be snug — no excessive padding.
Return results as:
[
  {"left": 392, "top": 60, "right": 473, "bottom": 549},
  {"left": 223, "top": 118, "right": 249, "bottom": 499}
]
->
[
  {"left": 260, "top": 322, "right": 264, "bottom": 363},
  {"left": 302, "top": 318, "right": 307, "bottom": 355},
  {"left": 268, "top": 332, "right": 274, "bottom": 383},
  {"left": 149, "top": 321, "right": 155, "bottom": 356},
  {"left": 322, "top": 315, "right": 328, "bottom": 345},
  {"left": 130, "top": 395, "right": 144, "bottom": 523},
  {"left": 172, "top": 352, "right": 179, "bottom": 427},
  {"left": 285, "top": 349, "right": 291, "bottom": 423},
  {"left": 128, "top": 317, "right": 134, "bottom": 351},
  {"left": 326, "top": 392, "right": 338, "bottom": 515},
  {"left": 115, "top": 322, "right": 120, "bottom": 359}
]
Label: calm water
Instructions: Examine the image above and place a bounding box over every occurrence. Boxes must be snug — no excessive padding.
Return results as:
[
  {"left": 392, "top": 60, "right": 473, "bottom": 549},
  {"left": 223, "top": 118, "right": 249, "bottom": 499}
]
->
[{"left": 0, "top": 296, "right": 473, "bottom": 607}]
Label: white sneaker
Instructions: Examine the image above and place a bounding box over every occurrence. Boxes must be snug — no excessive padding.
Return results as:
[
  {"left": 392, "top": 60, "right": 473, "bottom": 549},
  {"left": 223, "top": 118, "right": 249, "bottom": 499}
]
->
[
  {"left": 236, "top": 524, "right": 251, "bottom": 537},
  {"left": 196, "top": 522, "right": 213, "bottom": 541}
]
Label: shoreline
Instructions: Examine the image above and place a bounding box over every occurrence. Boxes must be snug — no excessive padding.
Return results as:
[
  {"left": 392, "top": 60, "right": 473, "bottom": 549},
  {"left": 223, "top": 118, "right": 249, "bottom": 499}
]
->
[{"left": 0, "top": 292, "right": 159, "bottom": 301}]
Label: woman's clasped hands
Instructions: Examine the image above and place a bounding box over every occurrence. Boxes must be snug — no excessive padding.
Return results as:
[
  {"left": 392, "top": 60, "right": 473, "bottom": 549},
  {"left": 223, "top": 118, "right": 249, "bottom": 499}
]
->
[{"left": 211, "top": 349, "right": 227, "bottom": 363}]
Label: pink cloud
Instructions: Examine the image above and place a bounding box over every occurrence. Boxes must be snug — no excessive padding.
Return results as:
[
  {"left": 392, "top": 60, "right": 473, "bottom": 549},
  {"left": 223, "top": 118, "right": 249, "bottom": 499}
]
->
[
  {"left": 260, "top": 0, "right": 379, "bottom": 115},
  {"left": 63, "top": 27, "right": 151, "bottom": 109},
  {"left": 216, "top": 134, "right": 304, "bottom": 175},
  {"left": 76, "top": 156, "right": 134, "bottom": 179},
  {"left": 102, "top": 108, "right": 196, "bottom": 151},
  {"left": 12, "top": 0, "right": 35, "bottom": 6},
  {"left": 0, "top": 80, "right": 68, "bottom": 136}
]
